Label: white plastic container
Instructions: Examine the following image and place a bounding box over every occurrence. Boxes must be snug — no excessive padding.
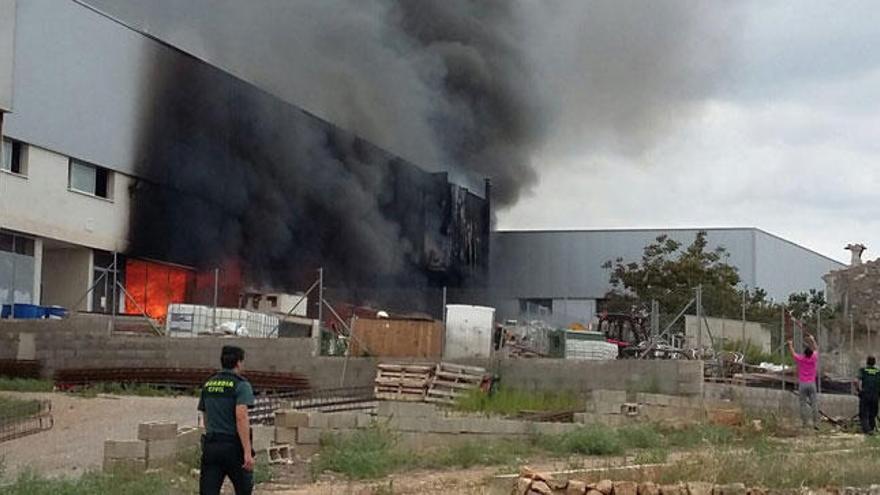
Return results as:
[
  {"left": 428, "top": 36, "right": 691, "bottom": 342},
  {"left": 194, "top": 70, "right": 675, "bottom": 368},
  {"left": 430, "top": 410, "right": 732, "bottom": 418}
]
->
[
  {"left": 165, "top": 304, "right": 280, "bottom": 338},
  {"left": 444, "top": 304, "right": 496, "bottom": 359}
]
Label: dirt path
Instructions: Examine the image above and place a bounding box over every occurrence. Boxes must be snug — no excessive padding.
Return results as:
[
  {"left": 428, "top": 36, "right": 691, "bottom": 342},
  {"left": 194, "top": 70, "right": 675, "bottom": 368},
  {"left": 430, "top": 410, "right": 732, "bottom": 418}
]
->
[{"left": 1, "top": 391, "right": 198, "bottom": 478}]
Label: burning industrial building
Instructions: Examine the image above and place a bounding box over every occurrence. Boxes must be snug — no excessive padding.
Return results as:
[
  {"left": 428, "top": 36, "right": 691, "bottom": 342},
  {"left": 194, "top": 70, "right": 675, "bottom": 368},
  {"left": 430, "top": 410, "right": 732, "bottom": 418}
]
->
[{"left": 0, "top": 0, "right": 489, "bottom": 321}]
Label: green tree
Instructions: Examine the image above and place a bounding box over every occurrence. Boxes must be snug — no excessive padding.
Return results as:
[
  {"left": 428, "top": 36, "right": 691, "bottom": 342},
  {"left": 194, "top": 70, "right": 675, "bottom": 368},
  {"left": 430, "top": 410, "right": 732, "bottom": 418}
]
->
[{"left": 601, "top": 231, "right": 742, "bottom": 317}]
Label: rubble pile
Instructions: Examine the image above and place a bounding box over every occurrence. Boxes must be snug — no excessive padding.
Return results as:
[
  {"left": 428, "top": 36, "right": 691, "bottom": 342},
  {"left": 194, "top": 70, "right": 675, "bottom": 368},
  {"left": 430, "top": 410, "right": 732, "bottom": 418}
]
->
[{"left": 512, "top": 468, "right": 863, "bottom": 495}]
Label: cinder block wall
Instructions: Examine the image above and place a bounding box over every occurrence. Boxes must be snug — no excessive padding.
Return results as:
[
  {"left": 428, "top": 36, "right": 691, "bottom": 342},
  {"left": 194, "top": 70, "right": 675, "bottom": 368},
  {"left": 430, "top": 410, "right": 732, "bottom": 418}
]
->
[
  {"left": 1, "top": 318, "right": 703, "bottom": 396},
  {"left": 0, "top": 317, "right": 377, "bottom": 389},
  {"left": 704, "top": 383, "right": 857, "bottom": 419},
  {"left": 487, "top": 359, "right": 704, "bottom": 396}
]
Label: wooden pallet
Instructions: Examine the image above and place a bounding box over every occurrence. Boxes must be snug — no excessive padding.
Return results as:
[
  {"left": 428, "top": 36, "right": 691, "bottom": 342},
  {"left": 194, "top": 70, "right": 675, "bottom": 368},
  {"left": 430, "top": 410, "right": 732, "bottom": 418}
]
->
[
  {"left": 425, "top": 363, "right": 486, "bottom": 405},
  {"left": 375, "top": 363, "right": 432, "bottom": 402}
]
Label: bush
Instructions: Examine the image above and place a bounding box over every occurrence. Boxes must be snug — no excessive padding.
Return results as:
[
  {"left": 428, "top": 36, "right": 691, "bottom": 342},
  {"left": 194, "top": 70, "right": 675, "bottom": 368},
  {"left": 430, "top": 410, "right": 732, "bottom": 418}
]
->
[
  {"left": 3, "top": 469, "right": 175, "bottom": 495},
  {"left": 0, "top": 396, "right": 43, "bottom": 421},
  {"left": 540, "top": 425, "right": 624, "bottom": 456},
  {"left": 0, "top": 378, "right": 54, "bottom": 393},
  {"left": 313, "top": 426, "right": 407, "bottom": 479}
]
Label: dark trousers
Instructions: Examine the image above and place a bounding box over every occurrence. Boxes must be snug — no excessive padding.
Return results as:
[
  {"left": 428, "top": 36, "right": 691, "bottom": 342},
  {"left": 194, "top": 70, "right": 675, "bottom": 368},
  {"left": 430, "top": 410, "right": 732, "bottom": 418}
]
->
[
  {"left": 200, "top": 435, "right": 253, "bottom": 495},
  {"left": 859, "top": 394, "right": 879, "bottom": 434}
]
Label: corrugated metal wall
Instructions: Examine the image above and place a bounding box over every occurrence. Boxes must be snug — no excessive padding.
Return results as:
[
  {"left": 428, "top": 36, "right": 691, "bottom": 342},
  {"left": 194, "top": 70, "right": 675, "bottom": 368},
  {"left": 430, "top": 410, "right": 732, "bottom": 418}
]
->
[{"left": 490, "top": 228, "right": 845, "bottom": 321}]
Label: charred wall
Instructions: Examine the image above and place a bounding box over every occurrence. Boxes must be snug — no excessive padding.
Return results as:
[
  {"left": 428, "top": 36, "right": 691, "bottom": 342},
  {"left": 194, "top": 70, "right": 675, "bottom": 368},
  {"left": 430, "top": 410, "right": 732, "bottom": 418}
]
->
[{"left": 128, "top": 44, "right": 488, "bottom": 313}]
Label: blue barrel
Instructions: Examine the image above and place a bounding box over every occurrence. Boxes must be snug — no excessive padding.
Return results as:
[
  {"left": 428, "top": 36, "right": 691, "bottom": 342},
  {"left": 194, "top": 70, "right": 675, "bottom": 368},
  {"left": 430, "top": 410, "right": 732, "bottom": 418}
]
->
[{"left": 6, "top": 304, "right": 45, "bottom": 319}]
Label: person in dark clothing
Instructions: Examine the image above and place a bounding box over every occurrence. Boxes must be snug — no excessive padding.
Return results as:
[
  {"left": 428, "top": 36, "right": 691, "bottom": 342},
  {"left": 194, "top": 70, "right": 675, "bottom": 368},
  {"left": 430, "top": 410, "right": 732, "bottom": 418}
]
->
[
  {"left": 857, "top": 356, "right": 880, "bottom": 435},
  {"left": 198, "top": 346, "right": 256, "bottom": 494}
]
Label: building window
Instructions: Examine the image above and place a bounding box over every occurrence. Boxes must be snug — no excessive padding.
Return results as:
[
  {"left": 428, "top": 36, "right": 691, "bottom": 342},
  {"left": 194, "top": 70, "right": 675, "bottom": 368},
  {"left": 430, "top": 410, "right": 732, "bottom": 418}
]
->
[
  {"left": 1, "top": 137, "right": 26, "bottom": 176},
  {"left": 0, "top": 230, "right": 35, "bottom": 257},
  {"left": 69, "top": 158, "right": 113, "bottom": 199}
]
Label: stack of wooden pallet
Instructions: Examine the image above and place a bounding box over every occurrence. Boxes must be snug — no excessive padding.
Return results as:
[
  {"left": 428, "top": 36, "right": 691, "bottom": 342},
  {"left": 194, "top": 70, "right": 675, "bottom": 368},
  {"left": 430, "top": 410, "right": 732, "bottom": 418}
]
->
[
  {"left": 374, "top": 363, "right": 434, "bottom": 402},
  {"left": 425, "top": 362, "right": 487, "bottom": 405}
]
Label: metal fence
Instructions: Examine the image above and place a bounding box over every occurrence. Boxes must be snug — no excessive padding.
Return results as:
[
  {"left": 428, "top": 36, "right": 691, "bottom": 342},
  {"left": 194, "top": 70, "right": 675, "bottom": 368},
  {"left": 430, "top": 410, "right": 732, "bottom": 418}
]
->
[{"left": 0, "top": 398, "right": 53, "bottom": 443}]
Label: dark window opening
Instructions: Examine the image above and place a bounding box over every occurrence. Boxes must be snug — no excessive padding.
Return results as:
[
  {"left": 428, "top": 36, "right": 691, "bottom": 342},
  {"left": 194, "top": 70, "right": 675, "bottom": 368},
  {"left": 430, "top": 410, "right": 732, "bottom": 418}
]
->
[
  {"left": 1, "top": 138, "right": 25, "bottom": 175},
  {"left": 69, "top": 159, "right": 113, "bottom": 199},
  {"left": 0, "top": 230, "right": 35, "bottom": 257}
]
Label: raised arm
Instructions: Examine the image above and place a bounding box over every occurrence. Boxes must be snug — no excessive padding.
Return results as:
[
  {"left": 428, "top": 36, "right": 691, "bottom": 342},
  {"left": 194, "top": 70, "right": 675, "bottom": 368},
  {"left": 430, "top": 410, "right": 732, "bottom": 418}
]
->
[
  {"left": 806, "top": 333, "right": 818, "bottom": 351},
  {"left": 786, "top": 339, "right": 796, "bottom": 358}
]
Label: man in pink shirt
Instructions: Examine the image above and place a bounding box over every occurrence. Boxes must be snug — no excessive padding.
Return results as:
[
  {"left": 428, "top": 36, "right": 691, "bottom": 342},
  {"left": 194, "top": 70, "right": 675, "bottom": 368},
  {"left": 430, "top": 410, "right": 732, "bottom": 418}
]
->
[{"left": 788, "top": 334, "right": 819, "bottom": 430}]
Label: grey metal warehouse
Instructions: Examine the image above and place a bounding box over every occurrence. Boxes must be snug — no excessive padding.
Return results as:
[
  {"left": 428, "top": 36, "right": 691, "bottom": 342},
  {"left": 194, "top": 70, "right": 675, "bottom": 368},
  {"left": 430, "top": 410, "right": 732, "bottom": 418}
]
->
[{"left": 490, "top": 228, "right": 845, "bottom": 325}]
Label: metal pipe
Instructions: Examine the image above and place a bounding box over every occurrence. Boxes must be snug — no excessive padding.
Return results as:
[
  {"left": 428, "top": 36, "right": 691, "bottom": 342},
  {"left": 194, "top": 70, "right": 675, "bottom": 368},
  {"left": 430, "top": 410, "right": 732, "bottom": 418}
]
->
[
  {"left": 110, "top": 252, "right": 117, "bottom": 333},
  {"left": 695, "top": 285, "right": 703, "bottom": 352},
  {"left": 116, "top": 280, "right": 163, "bottom": 336},
  {"left": 212, "top": 267, "right": 219, "bottom": 331},
  {"left": 781, "top": 306, "right": 786, "bottom": 393},
  {"left": 639, "top": 298, "right": 694, "bottom": 359},
  {"left": 317, "top": 268, "right": 324, "bottom": 334}
]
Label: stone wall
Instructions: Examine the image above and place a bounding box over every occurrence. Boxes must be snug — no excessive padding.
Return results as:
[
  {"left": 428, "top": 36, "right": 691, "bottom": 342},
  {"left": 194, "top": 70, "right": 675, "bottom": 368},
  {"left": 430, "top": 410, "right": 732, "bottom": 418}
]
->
[{"left": 704, "top": 383, "right": 857, "bottom": 419}]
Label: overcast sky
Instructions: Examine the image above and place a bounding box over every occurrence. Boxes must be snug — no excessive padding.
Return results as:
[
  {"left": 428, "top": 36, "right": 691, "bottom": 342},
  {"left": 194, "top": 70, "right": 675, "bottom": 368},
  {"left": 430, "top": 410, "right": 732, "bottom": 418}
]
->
[
  {"left": 500, "top": 1, "right": 880, "bottom": 264},
  {"left": 83, "top": 0, "right": 880, "bottom": 264}
]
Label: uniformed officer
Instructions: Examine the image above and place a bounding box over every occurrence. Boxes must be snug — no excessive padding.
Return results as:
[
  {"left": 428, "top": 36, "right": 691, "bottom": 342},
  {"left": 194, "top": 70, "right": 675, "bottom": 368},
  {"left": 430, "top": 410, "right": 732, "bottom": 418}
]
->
[
  {"left": 198, "top": 345, "right": 256, "bottom": 494},
  {"left": 857, "top": 356, "right": 880, "bottom": 435}
]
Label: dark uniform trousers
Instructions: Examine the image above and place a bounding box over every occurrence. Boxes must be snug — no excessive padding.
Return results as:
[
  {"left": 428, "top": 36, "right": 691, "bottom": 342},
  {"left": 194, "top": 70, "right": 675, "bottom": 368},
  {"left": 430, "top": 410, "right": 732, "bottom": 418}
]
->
[
  {"left": 200, "top": 432, "right": 253, "bottom": 494},
  {"left": 860, "top": 393, "right": 879, "bottom": 434}
]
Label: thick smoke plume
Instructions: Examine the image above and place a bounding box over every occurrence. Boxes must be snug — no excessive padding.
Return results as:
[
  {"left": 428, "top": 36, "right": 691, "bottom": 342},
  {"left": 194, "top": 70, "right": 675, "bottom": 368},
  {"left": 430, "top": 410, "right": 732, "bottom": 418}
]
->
[
  {"left": 84, "top": 0, "right": 740, "bottom": 309},
  {"left": 85, "top": 0, "right": 741, "bottom": 205}
]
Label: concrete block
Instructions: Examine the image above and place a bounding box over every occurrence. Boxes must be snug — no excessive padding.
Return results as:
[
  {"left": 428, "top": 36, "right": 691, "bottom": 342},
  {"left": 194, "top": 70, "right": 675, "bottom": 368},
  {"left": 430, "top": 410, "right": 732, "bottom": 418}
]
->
[
  {"left": 275, "top": 410, "right": 309, "bottom": 428},
  {"left": 390, "top": 416, "right": 430, "bottom": 432},
  {"left": 432, "top": 417, "right": 463, "bottom": 433},
  {"left": 175, "top": 427, "right": 203, "bottom": 452},
  {"left": 356, "top": 413, "right": 373, "bottom": 429},
  {"left": 104, "top": 440, "right": 146, "bottom": 459},
  {"left": 275, "top": 426, "right": 298, "bottom": 445},
  {"left": 103, "top": 457, "right": 147, "bottom": 473},
  {"left": 307, "top": 412, "right": 330, "bottom": 429},
  {"left": 297, "top": 427, "right": 322, "bottom": 445},
  {"left": 327, "top": 412, "right": 358, "bottom": 429},
  {"left": 146, "top": 438, "right": 179, "bottom": 461},
  {"left": 252, "top": 425, "right": 274, "bottom": 452},
  {"left": 533, "top": 422, "right": 577, "bottom": 436},
  {"left": 138, "top": 421, "right": 178, "bottom": 441},
  {"left": 378, "top": 401, "right": 438, "bottom": 419},
  {"left": 494, "top": 419, "right": 529, "bottom": 435}
]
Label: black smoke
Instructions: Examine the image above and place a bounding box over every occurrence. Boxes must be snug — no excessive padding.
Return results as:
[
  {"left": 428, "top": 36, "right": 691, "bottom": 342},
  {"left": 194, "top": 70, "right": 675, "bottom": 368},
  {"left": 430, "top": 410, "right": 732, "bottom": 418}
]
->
[{"left": 129, "top": 46, "right": 488, "bottom": 310}]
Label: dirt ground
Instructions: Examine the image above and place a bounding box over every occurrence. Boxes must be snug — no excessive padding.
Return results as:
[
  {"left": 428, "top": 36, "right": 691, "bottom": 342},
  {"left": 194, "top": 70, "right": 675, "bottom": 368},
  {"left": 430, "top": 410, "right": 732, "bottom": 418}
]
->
[{"left": 1, "top": 391, "right": 199, "bottom": 478}]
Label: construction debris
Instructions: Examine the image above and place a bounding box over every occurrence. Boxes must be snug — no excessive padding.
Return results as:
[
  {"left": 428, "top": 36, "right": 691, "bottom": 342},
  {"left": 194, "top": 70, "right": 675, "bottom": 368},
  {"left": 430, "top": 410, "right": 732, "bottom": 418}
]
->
[
  {"left": 511, "top": 473, "right": 757, "bottom": 495},
  {"left": 373, "top": 362, "right": 488, "bottom": 405},
  {"left": 0, "top": 359, "right": 41, "bottom": 379},
  {"left": 426, "top": 362, "right": 487, "bottom": 405},
  {"left": 374, "top": 363, "right": 433, "bottom": 402}
]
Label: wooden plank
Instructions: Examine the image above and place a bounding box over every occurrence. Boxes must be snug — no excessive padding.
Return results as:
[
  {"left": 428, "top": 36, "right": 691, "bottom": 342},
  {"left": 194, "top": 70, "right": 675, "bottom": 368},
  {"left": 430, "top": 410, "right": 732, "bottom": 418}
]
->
[
  {"left": 437, "top": 362, "right": 487, "bottom": 374},
  {"left": 434, "top": 371, "right": 483, "bottom": 382},
  {"left": 428, "top": 380, "right": 477, "bottom": 390},
  {"left": 426, "top": 388, "right": 463, "bottom": 398}
]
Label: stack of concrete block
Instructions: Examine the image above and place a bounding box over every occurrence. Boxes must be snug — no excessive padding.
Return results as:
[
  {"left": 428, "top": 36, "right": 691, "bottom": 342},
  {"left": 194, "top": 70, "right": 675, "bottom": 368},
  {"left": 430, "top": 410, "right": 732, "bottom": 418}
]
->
[
  {"left": 103, "top": 439, "right": 147, "bottom": 472},
  {"left": 576, "top": 389, "right": 733, "bottom": 428},
  {"left": 274, "top": 409, "right": 366, "bottom": 458},
  {"left": 138, "top": 421, "right": 180, "bottom": 469}
]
